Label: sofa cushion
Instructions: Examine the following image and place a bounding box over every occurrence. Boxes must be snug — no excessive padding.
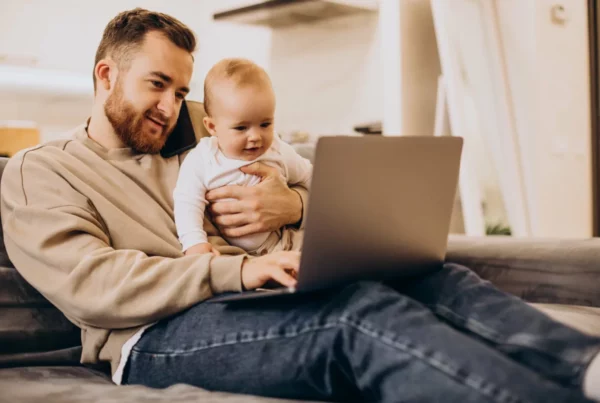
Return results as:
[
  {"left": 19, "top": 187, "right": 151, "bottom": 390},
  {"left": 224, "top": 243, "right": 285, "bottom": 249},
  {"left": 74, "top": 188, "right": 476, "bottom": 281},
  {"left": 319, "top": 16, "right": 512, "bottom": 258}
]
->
[
  {"left": 0, "top": 366, "right": 320, "bottom": 403},
  {"left": 447, "top": 235, "right": 600, "bottom": 308},
  {"left": 0, "top": 265, "right": 80, "bottom": 365},
  {"left": 532, "top": 303, "right": 600, "bottom": 336},
  {"left": 0, "top": 265, "right": 48, "bottom": 308}
]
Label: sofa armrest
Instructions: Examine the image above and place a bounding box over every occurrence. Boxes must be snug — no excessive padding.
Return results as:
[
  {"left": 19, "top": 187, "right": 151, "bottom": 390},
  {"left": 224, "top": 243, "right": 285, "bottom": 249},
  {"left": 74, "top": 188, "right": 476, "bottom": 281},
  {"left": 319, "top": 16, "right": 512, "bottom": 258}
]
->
[{"left": 446, "top": 235, "right": 600, "bottom": 307}]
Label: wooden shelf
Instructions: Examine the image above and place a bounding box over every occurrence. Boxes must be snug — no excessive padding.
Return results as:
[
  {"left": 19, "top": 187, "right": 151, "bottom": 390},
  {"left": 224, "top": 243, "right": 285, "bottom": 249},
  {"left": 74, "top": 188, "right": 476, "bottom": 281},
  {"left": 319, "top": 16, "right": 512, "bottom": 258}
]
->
[{"left": 213, "top": 0, "right": 377, "bottom": 29}]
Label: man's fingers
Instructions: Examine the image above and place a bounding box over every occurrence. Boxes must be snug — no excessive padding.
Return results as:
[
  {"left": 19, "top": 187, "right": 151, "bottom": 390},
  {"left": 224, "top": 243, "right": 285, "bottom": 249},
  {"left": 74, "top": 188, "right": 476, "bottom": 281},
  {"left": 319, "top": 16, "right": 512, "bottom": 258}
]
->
[
  {"left": 276, "top": 252, "right": 301, "bottom": 270},
  {"left": 206, "top": 185, "right": 245, "bottom": 202},
  {"left": 240, "top": 162, "right": 279, "bottom": 178},
  {"left": 213, "top": 213, "right": 249, "bottom": 228},
  {"left": 221, "top": 223, "right": 264, "bottom": 238},
  {"left": 269, "top": 267, "right": 297, "bottom": 288},
  {"left": 211, "top": 248, "right": 221, "bottom": 256},
  {"left": 209, "top": 200, "right": 243, "bottom": 216}
]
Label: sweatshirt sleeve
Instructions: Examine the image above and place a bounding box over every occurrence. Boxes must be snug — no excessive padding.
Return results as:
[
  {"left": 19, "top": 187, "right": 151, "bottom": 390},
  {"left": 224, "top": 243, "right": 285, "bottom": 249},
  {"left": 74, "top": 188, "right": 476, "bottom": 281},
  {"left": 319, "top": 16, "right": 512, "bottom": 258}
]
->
[
  {"left": 0, "top": 150, "right": 244, "bottom": 330},
  {"left": 173, "top": 147, "right": 209, "bottom": 251}
]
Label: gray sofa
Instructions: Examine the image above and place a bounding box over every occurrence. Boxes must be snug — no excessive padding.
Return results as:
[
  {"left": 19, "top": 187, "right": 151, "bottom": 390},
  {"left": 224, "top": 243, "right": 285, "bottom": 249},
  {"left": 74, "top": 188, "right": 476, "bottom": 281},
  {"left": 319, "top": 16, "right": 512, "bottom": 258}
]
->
[{"left": 2, "top": 155, "right": 600, "bottom": 402}]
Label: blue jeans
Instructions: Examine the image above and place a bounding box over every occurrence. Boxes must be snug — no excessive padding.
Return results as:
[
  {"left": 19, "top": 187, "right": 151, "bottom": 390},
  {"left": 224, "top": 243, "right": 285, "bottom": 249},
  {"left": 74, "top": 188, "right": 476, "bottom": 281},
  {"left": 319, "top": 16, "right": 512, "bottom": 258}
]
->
[{"left": 124, "top": 264, "right": 600, "bottom": 402}]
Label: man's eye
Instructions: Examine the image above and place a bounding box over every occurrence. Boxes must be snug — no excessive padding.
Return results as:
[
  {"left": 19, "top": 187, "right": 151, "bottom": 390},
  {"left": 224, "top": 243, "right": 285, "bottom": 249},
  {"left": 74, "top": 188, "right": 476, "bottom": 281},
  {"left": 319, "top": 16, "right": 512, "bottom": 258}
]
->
[
  {"left": 261, "top": 122, "right": 272, "bottom": 128},
  {"left": 151, "top": 81, "right": 164, "bottom": 89},
  {"left": 234, "top": 126, "right": 247, "bottom": 131},
  {"left": 175, "top": 92, "right": 185, "bottom": 100}
]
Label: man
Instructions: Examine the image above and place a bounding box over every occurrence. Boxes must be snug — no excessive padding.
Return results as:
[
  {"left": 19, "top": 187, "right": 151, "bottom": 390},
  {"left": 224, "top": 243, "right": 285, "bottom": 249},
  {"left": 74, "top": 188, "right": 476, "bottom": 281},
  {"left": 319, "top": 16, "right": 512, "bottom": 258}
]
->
[{"left": 2, "top": 8, "right": 600, "bottom": 403}]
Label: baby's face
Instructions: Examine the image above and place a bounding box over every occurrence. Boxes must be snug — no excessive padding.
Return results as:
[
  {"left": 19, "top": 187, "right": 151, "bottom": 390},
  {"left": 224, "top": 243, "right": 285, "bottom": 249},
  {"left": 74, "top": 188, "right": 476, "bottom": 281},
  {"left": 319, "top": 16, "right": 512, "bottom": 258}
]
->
[{"left": 208, "top": 82, "right": 275, "bottom": 161}]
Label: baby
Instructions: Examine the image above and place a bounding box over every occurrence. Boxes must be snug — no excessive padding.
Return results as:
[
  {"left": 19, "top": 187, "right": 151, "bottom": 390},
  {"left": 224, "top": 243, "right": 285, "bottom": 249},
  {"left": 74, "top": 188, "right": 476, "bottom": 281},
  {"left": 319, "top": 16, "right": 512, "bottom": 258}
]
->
[{"left": 173, "top": 58, "right": 313, "bottom": 256}]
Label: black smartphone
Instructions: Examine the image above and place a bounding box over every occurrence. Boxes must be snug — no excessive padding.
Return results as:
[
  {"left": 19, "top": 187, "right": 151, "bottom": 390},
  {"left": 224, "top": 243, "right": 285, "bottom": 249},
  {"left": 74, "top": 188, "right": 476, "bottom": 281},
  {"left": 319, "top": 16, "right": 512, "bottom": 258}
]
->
[{"left": 160, "top": 101, "right": 197, "bottom": 158}]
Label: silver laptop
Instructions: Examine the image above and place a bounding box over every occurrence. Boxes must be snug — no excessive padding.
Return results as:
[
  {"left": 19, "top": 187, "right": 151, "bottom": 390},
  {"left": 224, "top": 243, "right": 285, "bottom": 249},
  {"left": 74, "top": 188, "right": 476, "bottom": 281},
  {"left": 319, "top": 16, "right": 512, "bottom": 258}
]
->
[{"left": 209, "top": 135, "right": 463, "bottom": 303}]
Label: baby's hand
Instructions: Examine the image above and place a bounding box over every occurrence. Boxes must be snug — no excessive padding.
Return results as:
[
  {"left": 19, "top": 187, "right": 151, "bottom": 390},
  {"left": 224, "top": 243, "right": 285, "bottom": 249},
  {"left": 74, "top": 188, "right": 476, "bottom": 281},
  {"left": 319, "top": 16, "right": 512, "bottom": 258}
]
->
[{"left": 185, "top": 243, "right": 221, "bottom": 256}]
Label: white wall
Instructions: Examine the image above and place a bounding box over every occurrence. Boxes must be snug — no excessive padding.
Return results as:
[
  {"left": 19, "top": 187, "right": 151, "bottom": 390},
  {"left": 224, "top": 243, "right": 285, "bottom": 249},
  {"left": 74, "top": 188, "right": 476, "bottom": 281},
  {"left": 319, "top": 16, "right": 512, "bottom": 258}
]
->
[
  {"left": 269, "top": 11, "right": 382, "bottom": 137},
  {"left": 1, "top": 0, "right": 381, "bottom": 142},
  {"left": 3, "top": 0, "right": 593, "bottom": 238},
  {"left": 398, "top": 0, "right": 440, "bottom": 137},
  {"left": 430, "top": 0, "right": 593, "bottom": 237},
  {"left": 0, "top": 0, "right": 271, "bottom": 141},
  {"left": 497, "top": 0, "right": 593, "bottom": 237},
  {"left": 379, "top": 0, "right": 440, "bottom": 137}
]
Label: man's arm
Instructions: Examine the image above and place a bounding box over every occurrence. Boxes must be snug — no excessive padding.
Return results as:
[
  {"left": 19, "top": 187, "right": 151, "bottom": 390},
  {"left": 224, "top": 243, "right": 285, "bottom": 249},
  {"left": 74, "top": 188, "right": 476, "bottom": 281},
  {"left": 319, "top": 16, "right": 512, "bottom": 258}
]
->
[{"left": 0, "top": 153, "right": 244, "bottom": 330}]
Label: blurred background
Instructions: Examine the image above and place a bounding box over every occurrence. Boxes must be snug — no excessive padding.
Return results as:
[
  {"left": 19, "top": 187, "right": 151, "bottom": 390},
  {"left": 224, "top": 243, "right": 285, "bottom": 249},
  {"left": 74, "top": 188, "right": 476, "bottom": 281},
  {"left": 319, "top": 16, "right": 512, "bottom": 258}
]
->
[{"left": 0, "top": 0, "right": 597, "bottom": 240}]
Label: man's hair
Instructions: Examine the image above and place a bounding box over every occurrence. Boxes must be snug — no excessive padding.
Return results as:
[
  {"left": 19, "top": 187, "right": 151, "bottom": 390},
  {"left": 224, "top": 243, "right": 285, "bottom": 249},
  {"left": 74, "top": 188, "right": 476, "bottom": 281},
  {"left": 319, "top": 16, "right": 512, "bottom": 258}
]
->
[
  {"left": 93, "top": 8, "right": 196, "bottom": 91},
  {"left": 203, "top": 58, "right": 272, "bottom": 116}
]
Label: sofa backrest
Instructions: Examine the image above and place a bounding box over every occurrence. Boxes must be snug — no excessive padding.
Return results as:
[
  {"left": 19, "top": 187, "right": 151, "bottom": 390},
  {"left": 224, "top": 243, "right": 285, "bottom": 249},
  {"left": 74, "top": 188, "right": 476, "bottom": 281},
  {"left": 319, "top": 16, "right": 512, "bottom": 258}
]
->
[{"left": 0, "top": 157, "right": 11, "bottom": 268}]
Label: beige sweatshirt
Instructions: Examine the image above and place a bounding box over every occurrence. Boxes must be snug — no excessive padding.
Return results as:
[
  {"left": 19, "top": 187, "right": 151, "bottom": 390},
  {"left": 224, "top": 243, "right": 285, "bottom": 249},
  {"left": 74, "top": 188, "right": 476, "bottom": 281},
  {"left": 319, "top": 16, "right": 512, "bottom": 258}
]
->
[{"left": 0, "top": 101, "right": 309, "bottom": 376}]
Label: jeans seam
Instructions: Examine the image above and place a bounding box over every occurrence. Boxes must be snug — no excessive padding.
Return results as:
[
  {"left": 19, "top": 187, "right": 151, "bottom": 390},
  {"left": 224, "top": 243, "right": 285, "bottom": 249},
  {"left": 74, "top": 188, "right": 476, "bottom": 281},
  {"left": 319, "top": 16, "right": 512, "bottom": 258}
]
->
[
  {"left": 133, "top": 316, "right": 525, "bottom": 403},
  {"left": 430, "top": 304, "right": 587, "bottom": 385},
  {"left": 131, "top": 320, "right": 341, "bottom": 355}
]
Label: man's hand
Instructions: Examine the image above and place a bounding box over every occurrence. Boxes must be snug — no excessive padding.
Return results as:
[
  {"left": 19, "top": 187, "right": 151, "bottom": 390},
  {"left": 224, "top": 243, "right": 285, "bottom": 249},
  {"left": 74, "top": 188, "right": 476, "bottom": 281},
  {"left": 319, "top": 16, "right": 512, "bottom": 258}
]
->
[
  {"left": 206, "top": 162, "right": 302, "bottom": 238},
  {"left": 184, "top": 242, "right": 221, "bottom": 256},
  {"left": 241, "top": 251, "right": 300, "bottom": 290}
]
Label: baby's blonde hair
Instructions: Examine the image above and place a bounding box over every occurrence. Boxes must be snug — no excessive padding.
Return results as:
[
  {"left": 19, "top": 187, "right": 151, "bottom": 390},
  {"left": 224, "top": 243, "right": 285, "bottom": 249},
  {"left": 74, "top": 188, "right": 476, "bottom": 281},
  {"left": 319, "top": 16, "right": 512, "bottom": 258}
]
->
[{"left": 203, "top": 58, "right": 272, "bottom": 117}]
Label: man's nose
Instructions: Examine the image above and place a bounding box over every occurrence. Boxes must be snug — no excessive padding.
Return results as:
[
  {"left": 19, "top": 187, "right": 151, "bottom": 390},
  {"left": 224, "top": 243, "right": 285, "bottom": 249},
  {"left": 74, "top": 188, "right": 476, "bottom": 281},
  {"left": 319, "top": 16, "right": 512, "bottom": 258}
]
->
[{"left": 157, "top": 92, "right": 176, "bottom": 119}]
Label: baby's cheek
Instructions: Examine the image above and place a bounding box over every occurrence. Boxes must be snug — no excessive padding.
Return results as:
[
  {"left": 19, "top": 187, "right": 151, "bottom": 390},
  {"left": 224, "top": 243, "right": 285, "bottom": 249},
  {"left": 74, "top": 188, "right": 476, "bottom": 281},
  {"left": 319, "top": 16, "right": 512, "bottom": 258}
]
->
[{"left": 229, "top": 137, "right": 244, "bottom": 149}]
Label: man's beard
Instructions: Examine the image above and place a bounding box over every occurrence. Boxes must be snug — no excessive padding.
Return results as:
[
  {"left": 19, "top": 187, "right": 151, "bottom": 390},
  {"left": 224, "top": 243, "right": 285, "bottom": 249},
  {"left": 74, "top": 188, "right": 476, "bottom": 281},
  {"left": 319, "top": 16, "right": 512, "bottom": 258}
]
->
[{"left": 104, "top": 80, "right": 173, "bottom": 154}]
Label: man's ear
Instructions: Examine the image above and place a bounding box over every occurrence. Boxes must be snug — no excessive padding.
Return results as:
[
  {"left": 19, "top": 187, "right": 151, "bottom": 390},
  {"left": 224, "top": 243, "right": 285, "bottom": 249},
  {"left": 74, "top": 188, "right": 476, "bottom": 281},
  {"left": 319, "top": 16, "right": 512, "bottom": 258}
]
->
[
  {"left": 94, "top": 59, "right": 117, "bottom": 92},
  {"left": 203, "top": 116, "right": 217, "bottom": 136}
]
